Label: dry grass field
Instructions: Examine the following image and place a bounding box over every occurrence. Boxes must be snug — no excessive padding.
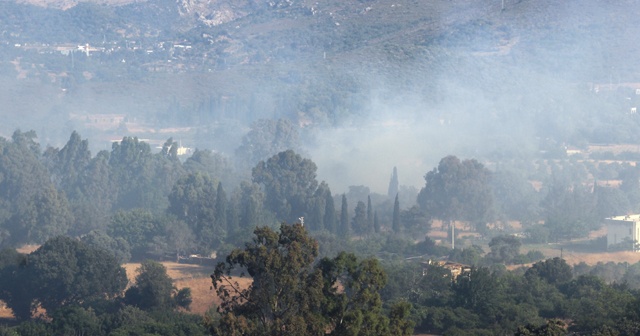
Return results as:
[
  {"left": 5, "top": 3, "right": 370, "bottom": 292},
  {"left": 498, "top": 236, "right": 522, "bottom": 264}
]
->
[
  {"left": 0, "top": 304, "right": 12, "bottom": 319},
  {"left": 429, "top": 221, "right": 640, "bottom": 267},
  {"left": 124, "top": 261, "right": 252, "bottom": 315},
  {"left": 588, "top": 144, "right": 640, "bottom": 155},
  {"left": 0, "top": 260, "right": 251, "bottom": 319}
]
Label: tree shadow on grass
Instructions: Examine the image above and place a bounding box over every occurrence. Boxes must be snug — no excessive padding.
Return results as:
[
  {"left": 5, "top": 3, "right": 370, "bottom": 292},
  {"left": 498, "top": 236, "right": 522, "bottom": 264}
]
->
[
  {"left": 558, "top": 236, "right": 607, "bottom": 253},
  {"left": 0, "top": 317, "right": 18, "bottom": 327}
]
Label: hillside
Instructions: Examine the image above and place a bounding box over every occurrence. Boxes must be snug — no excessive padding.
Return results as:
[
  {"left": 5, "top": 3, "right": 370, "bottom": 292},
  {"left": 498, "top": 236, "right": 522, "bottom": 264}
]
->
[{"left": 0, "top": 0, "right": 639, "bottom": 169}]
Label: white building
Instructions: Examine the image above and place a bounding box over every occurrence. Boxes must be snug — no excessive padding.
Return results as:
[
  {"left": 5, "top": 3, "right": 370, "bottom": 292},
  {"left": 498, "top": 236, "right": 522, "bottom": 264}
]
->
[{"left": 606, "top": 214, "right": 640, "bottom": 251}]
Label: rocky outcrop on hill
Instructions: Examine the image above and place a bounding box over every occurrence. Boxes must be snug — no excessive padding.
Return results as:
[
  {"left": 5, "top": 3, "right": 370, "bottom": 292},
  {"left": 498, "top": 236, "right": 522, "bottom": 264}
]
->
[{"left": 177, "top": 0, "right": 250, "bottom": 26}]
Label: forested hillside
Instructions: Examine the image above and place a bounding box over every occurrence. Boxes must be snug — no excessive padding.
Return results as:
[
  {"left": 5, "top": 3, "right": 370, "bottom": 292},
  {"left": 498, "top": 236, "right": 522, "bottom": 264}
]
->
[{"left": 1, "top": 0, "right": 640, "bottom": 334}]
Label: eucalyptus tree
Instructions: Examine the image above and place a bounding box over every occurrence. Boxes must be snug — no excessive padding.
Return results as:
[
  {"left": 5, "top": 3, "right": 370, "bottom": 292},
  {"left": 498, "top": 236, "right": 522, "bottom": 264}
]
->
[
  {"left": 417, "top": 155, "right": 493, "bottom": 231},
  {"left": 210, "top": 223, "right": 413, "bottom": 335},
  {"left": 252, "top": 150, "right": 319, "bottom": 224}
]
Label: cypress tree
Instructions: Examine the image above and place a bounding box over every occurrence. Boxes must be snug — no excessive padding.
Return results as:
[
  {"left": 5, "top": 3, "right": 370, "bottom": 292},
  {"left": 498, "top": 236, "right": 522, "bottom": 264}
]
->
[
  {"left": 388, "top": 167, "right": 399, "bottom": 199},
  {"left": 310, "top": 197, "right": 324, "bottom": 232},
  {"left": 227, "top": 200, "right": 240, "bottom": 235},
  {"left": 215, "top": 182, "right": 228, "bottom": 235},
  {"left": 393, "top": 193, "right": 401, "bottom": 234},
  {"left": 374, "top": 211, "right": 380, "bottom": 233},
  {"left": 352, "top": 201, "right": 367, "bottom": 236},
  {"left": 367, "top": 195, "right": 373, "bottom": 233},
  {"left": 324, "top": 191, "right": 337, "bottom": 233},
  {"left": 339, "top": 194, "right": 349, "bottom": 237}
]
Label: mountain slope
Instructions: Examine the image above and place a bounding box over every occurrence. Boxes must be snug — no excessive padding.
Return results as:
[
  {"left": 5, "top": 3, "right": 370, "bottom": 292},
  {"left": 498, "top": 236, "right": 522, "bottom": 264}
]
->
[{"left": 0, "top": 0, "right": 639, "bottom": 156}]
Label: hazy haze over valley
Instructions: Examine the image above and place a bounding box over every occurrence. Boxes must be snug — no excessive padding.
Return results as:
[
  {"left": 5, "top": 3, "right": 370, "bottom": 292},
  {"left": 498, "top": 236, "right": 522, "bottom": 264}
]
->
[
  {"left": 1, "top": 0, "right": 639, "bottom": 192},
  {"left": 5, "top": 2, "right": 640, "bottom": 335}
]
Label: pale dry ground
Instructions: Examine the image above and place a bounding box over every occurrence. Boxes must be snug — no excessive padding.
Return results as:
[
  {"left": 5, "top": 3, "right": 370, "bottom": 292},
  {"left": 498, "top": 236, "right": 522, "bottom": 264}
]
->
[
  {"left": 0, "top": 304, "right": 11, "bottom": 319},
  {"left": 1, "top": 260, "right": 251, "bottom": 319},
  {"left": 588, "top": 144, "right": 640, "bottom": 155},
  {"left": 523, "top": 226, "right": 640, "bottom": 266},
  {"left": 431, "top": 221, "right": 640, "bottom": 267},
  {"left": 125, "top": 261, "right": 252, "bottom": 315},
  {"left": 15, "top": 244, "right": 39, "bottom": 254}
]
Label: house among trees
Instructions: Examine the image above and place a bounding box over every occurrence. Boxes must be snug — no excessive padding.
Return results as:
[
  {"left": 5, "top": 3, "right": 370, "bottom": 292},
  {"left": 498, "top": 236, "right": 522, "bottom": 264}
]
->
[
  {"left": 422, "top": 260, "right": 471, "bottom": 280},
  {"left": 606, "top": 214, "right": 640, "bottom": 251}
]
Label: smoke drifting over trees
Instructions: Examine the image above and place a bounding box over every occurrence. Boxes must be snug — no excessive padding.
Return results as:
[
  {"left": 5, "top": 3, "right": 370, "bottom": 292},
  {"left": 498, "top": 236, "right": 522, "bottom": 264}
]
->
[{"left": 0, "top": 0, "right": 640, "bottom": 334}]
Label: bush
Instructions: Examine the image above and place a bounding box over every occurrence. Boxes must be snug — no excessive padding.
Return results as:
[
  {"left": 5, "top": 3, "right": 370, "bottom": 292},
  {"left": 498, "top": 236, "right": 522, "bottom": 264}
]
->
[
  {"left": 410, "top": 237, "right": 450, "bottom": 257},
  {"left": 512, "top": 250, "right": 545, "bottom": 265}
]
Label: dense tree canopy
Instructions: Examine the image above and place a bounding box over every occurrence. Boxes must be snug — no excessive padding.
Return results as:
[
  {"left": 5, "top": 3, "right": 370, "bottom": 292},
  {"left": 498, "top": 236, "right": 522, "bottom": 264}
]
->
[
  {"left": 542, "top": 182, "right": 599, "bottom": 240},
  {"left": 210, "top": 223, "right": 414, "bottom": 335},
  {"left": 0, "top": 236, "right": 127, "bottom": 320},
  {"left": 236, "top": 118, "right": 301, "bottom": 167},
  {"left": 487, "top": 235, "right": 522, "bottom": 264},
  {"left": 417, "top": 155, "right": 493, "bottom": 225},
  {"left": 252, "top": 150, "right": 319, "bottom": 224},
  {"left": 168, "top": 173, "right": 222, "bottom": 250}
]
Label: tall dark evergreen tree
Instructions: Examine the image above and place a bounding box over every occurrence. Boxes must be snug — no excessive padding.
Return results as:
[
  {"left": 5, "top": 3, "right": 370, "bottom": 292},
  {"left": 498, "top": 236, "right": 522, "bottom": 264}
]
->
[
  {"left": 388, "top": 166, "right": 399, "bottom": 199},
  {"left": 226, "top": 195, "right": 240, "bottom": 236},
  {"left": 309, "top": 181, "right": 330, "bottom": 231},
  {"left": 310, "top": 197, "right": 324, "bottom": 231},
  {"left": 339, "top": 194, "right": 349, "bottom": 237},
  {"left": 393, "top": 194, "right": 401, "bottom": 234},
  {"left": 215, "top": 182, "right": 228, "bottom": 234},
  {"left": 374, "top": 211, "right": 380, "bottom": 233},
  {"left": 239, "top": 181, "right": 266, "bottom": 229},
  {"left": 352, "top": 201, "right": 367, "bottom": 236},
  {"left": 152, "top": 138, "right": 186, "bottom": 212},
  {"left": 324, "top": 190, "right": 336, "bottom": 234},
  {"left": 367, "top": 195, "right": 374, "bottom": 233}
]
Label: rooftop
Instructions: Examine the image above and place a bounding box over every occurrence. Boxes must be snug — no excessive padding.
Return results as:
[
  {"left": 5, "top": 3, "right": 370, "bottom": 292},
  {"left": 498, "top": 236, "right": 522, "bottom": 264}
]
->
[{"left": 608, "top": 214, "right": 640, "bottom": 222}]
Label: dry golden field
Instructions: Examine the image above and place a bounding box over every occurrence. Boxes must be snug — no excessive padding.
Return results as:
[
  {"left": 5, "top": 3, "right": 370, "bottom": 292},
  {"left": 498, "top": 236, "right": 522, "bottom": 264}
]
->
[
  {"left": 0, "top": 260, "right": 251, "bottom": 319},
  {"left": 432, "top": 222, "right": 640, "bottom": 267},
  {"left": 123, "top": 261, "right": 252, "bottom": 315}
]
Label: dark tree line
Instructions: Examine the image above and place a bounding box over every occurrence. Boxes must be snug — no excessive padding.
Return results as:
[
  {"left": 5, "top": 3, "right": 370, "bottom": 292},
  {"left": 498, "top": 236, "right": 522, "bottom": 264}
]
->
[
  {"left": 379, "top": 256, "right": 640, "bottom": 335},
  {"left": 0, "top": 130, "right": 426, "bottom": 262}
]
